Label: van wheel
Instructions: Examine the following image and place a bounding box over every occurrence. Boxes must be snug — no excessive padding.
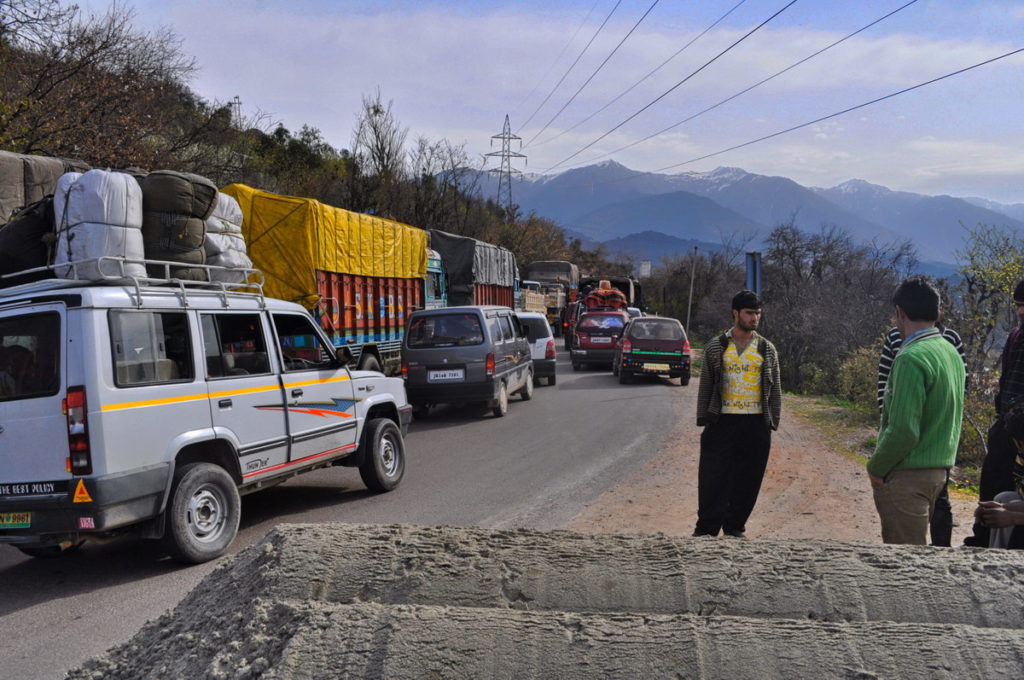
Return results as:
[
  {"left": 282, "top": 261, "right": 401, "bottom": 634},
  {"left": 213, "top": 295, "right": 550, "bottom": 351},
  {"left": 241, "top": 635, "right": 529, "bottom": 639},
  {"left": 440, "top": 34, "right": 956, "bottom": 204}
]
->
[
  {"left": 619, "top": 370, "right": 631, "bottom": 384},
  {"left": 520, "top": 369, "right": 534, "bottom": 400},
  {"left": 162, "top": 463, "right": 240, "bottom": 564},
  {"left": 15, "top": 540, "right": 84, "bottom": 559},
  {"left": 411, "top": 403, "right": 430, "bottom": 419},
  {"left": 572, "top": 361, "right": 580, "bottom": 371},
  {"left": 548, "top": 374, "right": 557, "bottom": 386},
  {"left": 359, "top": 418, "right": 406, "bottom": 492},
  {"left": 359, "top": 354, "right": 382, "bottom": 373},
  {"left": 492, "top": 383, "right": 509, "bottom": 417},
  {"left": 612, "top": 360, "right": 619, "bottom": 376}
]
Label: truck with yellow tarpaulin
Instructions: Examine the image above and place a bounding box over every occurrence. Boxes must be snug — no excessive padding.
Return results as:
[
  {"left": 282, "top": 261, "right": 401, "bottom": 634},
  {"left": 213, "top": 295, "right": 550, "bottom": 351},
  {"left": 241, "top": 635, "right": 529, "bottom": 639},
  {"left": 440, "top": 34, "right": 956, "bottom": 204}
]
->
[{"left": 223, "top": 184, "right": 444, "bottom": 375}]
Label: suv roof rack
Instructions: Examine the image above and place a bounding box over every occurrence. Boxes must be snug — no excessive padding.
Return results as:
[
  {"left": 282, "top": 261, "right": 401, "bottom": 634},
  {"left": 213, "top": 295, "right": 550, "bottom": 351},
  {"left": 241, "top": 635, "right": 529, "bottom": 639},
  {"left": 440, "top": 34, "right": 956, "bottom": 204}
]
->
[{"left": 0, "top": 257, "right": 266, "bottom": 307}]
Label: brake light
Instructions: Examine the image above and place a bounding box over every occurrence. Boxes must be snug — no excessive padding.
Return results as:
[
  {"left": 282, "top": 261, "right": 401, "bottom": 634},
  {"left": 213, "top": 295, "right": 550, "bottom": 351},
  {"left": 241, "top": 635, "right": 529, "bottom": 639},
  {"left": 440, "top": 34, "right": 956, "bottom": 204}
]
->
[
  {"left": 622, "top": 338, "right": 633, "bottom": 353},
  {"left": 63, "top": 386, "right": 92, "bottom": 475},
  {"left": 577, "top": 332, "right": 589, "bottom": 343},
  {"left": 545, "top": 338, "right": 556, "bottom": 359},
  {"left": 683, "top": 339, "right": 691, "bottom": 353},
  {"left": 486, "top": 352, "right": 495, "bottom": 377}
]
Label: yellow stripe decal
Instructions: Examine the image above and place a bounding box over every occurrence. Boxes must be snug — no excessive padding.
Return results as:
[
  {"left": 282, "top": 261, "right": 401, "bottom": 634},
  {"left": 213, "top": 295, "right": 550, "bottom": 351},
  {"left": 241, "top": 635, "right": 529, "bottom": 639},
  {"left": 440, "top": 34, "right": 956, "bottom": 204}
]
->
[{"left": 100, "top": 375, "right": 351, "bottom": 412}]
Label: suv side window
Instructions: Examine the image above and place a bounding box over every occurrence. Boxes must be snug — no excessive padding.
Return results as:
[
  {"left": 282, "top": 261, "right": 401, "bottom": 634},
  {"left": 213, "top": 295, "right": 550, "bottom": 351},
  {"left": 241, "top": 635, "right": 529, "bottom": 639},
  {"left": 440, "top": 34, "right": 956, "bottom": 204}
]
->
[
  {"left": 487, "top": 315, "right": 504, "bottom": 343},
  {"left": 109, "top": 311, "right": 193, "bottom": 386},
  {"left": 0, "top": 312, "right": 60, "bottom": 400},
  {"left": 499, "top": 315, "right": 517, "bottom": 341},
  {"left": 202, "top": 313, "right": 271, "bottom": 378},
  {"left": 272, "top": 313, "right": 335, "bottom": 372}
]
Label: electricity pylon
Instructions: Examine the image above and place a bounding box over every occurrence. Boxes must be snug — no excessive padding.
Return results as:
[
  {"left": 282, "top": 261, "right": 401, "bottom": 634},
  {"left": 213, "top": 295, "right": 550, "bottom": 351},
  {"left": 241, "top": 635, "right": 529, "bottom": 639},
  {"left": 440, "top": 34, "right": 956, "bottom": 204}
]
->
[{"left": 485, "top": 115, "right": 526, "bottom": 220}]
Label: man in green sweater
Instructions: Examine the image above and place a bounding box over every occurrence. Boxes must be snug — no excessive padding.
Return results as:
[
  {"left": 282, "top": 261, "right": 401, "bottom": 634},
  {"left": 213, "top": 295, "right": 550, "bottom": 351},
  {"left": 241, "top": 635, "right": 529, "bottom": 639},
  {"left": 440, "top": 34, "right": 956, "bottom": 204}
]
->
[{"left": 869, "top": 276, "right": 966, "bottom": 545}]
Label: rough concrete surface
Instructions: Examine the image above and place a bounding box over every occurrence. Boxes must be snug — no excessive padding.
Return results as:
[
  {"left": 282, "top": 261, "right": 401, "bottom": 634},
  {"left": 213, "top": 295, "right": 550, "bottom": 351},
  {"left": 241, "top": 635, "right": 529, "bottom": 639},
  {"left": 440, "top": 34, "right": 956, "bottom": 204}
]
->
[{"left": 68, "top": 523, "right": 1024, "bottom": 680}]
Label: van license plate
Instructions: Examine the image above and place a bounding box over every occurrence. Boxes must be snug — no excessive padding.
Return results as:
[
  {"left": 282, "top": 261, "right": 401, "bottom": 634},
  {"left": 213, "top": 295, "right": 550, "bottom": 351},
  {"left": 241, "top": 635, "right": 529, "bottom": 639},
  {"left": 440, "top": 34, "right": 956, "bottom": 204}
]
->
[
  {"left": 591, "top": 337, "right": 612, "bottom": 344},
  {"left": 428, "top": 369, "right": 465, "bottom": 383},
  {"left": 0, "top": 512, "right": 30, "bottom": 528},
  {"left": 644, "top": 363, "right": 670, "bottom": 371}
]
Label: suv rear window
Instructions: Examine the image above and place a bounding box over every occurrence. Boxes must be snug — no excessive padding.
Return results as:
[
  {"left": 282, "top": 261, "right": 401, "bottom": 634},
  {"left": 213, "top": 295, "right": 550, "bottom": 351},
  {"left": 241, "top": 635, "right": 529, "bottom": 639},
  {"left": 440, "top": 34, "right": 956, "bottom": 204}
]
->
[
  {"left": 0, "top": 312, "right": 60, "bottom": 401},
  {"left": 579, "top": 314, "right": 625, "bottom": 330},
  {"left": 519, "top": 317, "right": 551, "bottom": 339},
  {"left": 628, "top": 320, "right": 684, "bottom": 341},
  {"left": 407, "top": 313, "right": 484, "bottom": 348}
]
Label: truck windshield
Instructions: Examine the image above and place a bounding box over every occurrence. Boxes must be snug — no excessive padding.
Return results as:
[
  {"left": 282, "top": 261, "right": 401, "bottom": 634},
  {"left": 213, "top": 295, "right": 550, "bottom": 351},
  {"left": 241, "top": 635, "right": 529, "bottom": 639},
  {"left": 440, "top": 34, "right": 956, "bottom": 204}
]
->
[{"left": 407, "top": 314, "right": 484, "bottom": 348}]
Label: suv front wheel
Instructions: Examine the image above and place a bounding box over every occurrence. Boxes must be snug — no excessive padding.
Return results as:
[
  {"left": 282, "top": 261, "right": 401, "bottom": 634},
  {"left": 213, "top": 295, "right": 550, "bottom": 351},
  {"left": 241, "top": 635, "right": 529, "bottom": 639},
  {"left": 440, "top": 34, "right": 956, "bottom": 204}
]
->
[
  {"left": 359, "top": 418, "right": 406, "bottom": 492},
  {"left": 162, "top": 462, "right": 240, "bottom": 564}
]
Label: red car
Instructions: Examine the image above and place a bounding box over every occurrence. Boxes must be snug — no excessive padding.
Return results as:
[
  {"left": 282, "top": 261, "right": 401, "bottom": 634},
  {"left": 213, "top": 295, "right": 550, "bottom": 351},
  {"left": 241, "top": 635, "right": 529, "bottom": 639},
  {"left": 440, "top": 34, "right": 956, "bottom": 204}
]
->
[
  {"left": 570, "top": 310, "right": 631, "bottom": 370},
  {"left": 612, "top": 316, "right": 691, "bottom": 385}
]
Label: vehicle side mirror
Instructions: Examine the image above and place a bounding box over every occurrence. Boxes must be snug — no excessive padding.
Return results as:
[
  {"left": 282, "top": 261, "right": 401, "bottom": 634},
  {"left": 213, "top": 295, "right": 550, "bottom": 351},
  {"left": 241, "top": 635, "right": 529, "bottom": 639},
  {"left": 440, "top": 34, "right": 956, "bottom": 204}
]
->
[{"left": 337, "top": 346, "right": 354, "bottom": 366}]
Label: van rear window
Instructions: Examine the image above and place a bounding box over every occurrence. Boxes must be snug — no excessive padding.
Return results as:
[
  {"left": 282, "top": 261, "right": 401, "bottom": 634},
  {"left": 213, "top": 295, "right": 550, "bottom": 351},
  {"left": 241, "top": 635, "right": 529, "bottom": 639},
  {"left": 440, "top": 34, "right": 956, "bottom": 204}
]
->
[
  {"left": 0, "top": 312, "right": 60, "bottom": 401},
  {"left": 407, "top": 314, "right": 484, "bottom": 348},
  {"left": 629, "top": 320, "right": 684, "bottom": 341},
  {"left": 579, "top": 314, "right": 625, "bottom": 330}
]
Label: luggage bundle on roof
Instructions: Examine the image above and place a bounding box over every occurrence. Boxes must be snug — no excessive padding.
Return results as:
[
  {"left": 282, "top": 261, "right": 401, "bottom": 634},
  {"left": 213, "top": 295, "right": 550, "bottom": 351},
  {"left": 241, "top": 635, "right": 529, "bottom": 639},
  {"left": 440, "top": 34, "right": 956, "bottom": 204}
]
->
[
  {"left": 0, "top": 150, "right": 91, "bottom": 221},
  {"left": 203, "top": 192, "right": 252, "bottom": 284},
  {"left": 140, "top": 170, "right": 218, "bottom": 280}
]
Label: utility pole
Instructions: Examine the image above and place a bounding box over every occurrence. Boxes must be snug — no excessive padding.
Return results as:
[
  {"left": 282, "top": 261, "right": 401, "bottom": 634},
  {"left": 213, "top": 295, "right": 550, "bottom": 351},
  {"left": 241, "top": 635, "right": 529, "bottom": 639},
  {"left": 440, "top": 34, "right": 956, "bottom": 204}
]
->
[
  {"left": 686, "top": 246, "right": 698, "bottom": 332},
  {"left": 485, "top": 115, "right": 526, "bottom": 220}
]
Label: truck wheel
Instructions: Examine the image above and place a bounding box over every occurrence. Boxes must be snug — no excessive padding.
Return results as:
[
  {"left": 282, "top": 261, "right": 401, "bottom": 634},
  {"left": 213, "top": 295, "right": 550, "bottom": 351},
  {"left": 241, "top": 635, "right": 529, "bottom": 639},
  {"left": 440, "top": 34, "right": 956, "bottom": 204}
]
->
[
  {"left": 359, "top": 354, "right": 382, "bottom": 373},
  {"left": 162, "top": 462, "right": 240, "bottom": 564},
  {"left": 520, "top": 369, "right": 534, "bottom": 400},
  {"left": 492, "top": 383, "right": 509, "bottom": 417},
  {"left": 15, "top": 540, "right": 84, "bottom": 559},
  {"left": 359, "top": 418, "right": 405, "bottom": 492}
]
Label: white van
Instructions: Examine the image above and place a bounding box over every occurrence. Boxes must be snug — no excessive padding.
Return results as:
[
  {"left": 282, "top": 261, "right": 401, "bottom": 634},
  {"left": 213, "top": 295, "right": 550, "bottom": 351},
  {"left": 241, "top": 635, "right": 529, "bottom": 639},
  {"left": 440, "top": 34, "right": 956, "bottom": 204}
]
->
[{"left": 0, "top": 264, "right": 411, "bottom": 563}]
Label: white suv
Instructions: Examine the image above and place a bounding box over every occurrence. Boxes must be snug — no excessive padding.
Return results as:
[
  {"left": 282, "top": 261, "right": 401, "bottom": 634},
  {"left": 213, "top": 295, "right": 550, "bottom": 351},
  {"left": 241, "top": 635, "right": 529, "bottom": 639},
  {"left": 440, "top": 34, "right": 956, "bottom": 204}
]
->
[{"left": 0, "top": 267, "right": 411, "bottom": 563}]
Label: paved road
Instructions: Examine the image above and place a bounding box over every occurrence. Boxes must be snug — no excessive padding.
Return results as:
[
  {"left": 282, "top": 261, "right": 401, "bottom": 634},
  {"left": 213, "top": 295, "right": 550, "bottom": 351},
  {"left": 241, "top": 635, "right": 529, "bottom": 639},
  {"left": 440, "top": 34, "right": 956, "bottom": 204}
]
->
[{"left": 0, "top": 350, "right": 686, "bottom": 679}]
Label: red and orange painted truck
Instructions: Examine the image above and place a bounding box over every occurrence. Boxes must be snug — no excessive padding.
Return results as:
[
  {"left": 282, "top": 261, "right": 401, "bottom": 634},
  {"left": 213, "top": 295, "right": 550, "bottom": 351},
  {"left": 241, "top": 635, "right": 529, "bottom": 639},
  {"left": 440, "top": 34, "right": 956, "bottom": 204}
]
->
[{"left": 223, "top": 184, "right": 435, "bottom": 375}]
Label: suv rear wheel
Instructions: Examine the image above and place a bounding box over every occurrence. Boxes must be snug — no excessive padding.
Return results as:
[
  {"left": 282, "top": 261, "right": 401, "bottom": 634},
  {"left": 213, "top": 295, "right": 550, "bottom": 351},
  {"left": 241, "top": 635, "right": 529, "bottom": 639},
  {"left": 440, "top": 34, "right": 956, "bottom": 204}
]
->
[
  {"left": 492, "top": 383, "right": 509, "bottom": 417},
  {"left": 359, "top": 418, "right": 405, "bottom": 492},
  {"left": 162, "top": 462, "right": 240, "bottom": 564}
]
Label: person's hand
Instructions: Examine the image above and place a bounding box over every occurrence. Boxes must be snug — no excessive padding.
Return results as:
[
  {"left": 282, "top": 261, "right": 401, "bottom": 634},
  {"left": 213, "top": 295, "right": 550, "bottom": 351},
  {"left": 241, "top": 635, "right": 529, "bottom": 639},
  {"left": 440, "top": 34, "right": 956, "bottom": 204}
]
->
[
  {"left": 868, "top": 473, "right": 885, "bottom": 488},
  {"left": 977, "top": 501, "right": 1017, "bottom": 528}
]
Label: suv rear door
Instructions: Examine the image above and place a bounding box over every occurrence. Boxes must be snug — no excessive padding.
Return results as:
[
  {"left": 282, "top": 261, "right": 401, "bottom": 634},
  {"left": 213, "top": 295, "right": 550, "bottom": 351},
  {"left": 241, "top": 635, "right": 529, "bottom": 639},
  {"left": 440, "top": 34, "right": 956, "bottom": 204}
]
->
[
  {"left": 201, "top": 312, "right": 289, "bottom": 479},
  {"left": 0, "top": 304, "right": 69, "bottom": 504}
]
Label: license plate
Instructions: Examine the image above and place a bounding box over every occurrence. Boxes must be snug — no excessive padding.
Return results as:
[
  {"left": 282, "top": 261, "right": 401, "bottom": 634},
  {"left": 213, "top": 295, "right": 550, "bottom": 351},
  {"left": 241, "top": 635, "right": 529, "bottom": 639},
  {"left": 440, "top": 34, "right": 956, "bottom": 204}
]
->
[
  {"left": 0, "top": 512, "right": 30, "bottom": 529},
  {"left": 428, "top": 369, "right": 465, "bottom": 383},
  {"left": 644, "top": 363, "right": 670, "bottom": 372},
  {"left": 591, "top": 337, "right": 612, "bottom": 344}
]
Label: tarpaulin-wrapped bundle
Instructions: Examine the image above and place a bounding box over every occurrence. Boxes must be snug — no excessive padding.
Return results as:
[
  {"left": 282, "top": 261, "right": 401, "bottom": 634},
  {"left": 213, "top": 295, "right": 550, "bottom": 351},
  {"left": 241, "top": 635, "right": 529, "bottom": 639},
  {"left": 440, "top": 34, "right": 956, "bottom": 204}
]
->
[
  {"left": 204, "top": 192, "right": 251, "bottom": 283},
  {"left": 428, "top": 229, "right": 517, "bottom": 306},
  {"left": 0, "top": 197, "right": 57, "bottom": 288},
  {"left": 0, "top": 152, "right": 91, "bottom": 222},
  {"left": 54, "top": 170, "right": 146, "bottom": 280},
  {"left": 222, "top": 183, "right": 427, "bottom": 308},
  {"left": 583, "top": 281, "right": 628, "bottom": 310},
  {"left": 0, "top": 151, "right": 25, "bottom": 221},
  {"left": 140, "top": 170, "right": 217, "bottom": 280}
]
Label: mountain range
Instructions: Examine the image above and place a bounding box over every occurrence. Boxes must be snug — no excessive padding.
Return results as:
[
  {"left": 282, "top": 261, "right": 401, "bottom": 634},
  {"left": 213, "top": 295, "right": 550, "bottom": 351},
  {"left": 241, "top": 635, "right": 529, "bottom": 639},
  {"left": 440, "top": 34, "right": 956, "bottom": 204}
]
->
[{"left": 477, "top": 161, "right": 1024, "bottom": 268}]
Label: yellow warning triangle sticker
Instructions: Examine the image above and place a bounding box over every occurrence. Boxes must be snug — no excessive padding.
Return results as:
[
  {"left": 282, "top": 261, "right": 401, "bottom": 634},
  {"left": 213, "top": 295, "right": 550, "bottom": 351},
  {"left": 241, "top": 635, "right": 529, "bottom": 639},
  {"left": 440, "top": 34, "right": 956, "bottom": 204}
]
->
[{"left": 73, "top": 479, "right": 93, "bottom": 503}]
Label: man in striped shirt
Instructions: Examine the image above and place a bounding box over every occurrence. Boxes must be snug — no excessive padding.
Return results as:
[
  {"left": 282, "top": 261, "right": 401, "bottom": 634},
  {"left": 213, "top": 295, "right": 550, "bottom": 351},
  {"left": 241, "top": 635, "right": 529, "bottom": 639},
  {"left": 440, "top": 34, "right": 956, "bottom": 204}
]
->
[{"left": 877, "top": 323, "right": 965, "bottom": 546}]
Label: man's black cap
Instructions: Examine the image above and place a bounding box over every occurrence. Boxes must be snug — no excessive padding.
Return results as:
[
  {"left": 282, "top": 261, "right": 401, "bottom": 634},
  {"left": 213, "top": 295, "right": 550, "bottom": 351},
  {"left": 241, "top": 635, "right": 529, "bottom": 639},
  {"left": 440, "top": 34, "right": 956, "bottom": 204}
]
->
[{"left": 732, "top": 289, "right": 762, "bottom": 311}]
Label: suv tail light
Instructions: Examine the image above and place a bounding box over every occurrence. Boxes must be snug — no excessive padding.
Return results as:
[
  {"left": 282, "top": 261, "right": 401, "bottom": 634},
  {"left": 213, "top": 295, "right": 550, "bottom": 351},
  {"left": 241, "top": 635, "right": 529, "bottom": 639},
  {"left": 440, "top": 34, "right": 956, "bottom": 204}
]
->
[
  {"left": 545, "top": 338, "right": 556, "bottom": 359},
  {"left": 63, "top": 386, "right": 92, "bottom": 475},
  {"left": 400, "top": 357, "right": 408, "bottom": 379},
  {"left": 622, "top": 338, "right": 633, "bottom": 353},
  {"left": 485, "top": 352, "right": 495, "bottom": 377}
]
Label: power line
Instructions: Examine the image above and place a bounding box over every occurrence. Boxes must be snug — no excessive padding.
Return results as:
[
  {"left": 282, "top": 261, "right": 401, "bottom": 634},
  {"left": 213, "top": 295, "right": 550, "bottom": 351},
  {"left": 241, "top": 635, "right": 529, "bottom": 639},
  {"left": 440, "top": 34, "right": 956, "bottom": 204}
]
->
[
  {"left": 652, "top": 46, "right": 1024, "bottom": 173},
  {"left": 532, "top": 0, "right": 749, "bottom": 150},
  {"left": 523, "top": 0, "right": 661, "bottom": 149},
  {"left": 566, "top": 0, "right": 920, "bottom": 169},
  {"left": 511, "top": 0, "right": 603, "bottom": 119},
  {"left": 542, "top": 0, "right": 800, "bottom": 173},
  {"left": 517, "top": 0, "right": 624, "bottom": 133}
]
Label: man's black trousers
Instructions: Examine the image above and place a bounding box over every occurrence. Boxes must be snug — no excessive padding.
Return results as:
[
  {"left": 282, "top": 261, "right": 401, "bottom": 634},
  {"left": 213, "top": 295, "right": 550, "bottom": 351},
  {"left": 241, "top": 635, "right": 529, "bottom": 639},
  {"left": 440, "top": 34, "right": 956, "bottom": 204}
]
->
[
  {"left": 964, "top": 420, "right": 1019, "bottom": 546},
  {"left": 695, "top": 414, "right": 771, "bottom": 536}
]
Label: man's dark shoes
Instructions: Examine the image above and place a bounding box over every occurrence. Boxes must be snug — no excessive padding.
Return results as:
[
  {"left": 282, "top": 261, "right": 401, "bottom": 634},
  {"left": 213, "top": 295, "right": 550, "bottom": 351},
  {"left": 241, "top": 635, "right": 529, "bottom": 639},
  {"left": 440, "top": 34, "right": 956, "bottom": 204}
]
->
[
  {"left": 723, "top": 529, "right": 746, "bottom": 538},
  {"left": 692, "top": 529, "right": 716, "bottom": 537}
]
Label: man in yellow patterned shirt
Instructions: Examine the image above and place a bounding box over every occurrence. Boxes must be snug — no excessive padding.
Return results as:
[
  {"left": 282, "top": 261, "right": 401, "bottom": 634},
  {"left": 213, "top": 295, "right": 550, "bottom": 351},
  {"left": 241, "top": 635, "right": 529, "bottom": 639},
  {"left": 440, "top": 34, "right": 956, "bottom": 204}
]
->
[{"left": 694, "top": 290, "right": 782, "bottom": 538}]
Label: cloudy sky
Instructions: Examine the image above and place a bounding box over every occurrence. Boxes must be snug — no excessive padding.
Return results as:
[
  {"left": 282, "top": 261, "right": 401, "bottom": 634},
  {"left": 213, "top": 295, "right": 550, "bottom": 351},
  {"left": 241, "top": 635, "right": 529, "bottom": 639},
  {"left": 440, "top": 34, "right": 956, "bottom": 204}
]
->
[{"left": 84, "top": 0, "right": 1024, "bottom": 202}]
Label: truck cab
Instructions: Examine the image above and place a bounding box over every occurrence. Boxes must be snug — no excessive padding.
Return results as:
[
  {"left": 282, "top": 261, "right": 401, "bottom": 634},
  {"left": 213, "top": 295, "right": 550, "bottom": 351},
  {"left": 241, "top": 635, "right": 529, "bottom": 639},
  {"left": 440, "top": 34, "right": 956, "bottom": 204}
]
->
[{"left": 424, "top": 248, "right": 447, "bottom": 310}]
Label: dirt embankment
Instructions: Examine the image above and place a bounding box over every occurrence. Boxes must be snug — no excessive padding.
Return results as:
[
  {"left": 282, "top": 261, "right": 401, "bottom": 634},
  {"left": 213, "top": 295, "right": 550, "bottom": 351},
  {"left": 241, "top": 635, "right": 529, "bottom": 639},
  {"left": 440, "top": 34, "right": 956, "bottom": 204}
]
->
[
  {"left": 69, "top": 524, "right": 1024, "bottom": 679},
  {"left": 570, "top": 393, "right": 977, "bottom": 546}
]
